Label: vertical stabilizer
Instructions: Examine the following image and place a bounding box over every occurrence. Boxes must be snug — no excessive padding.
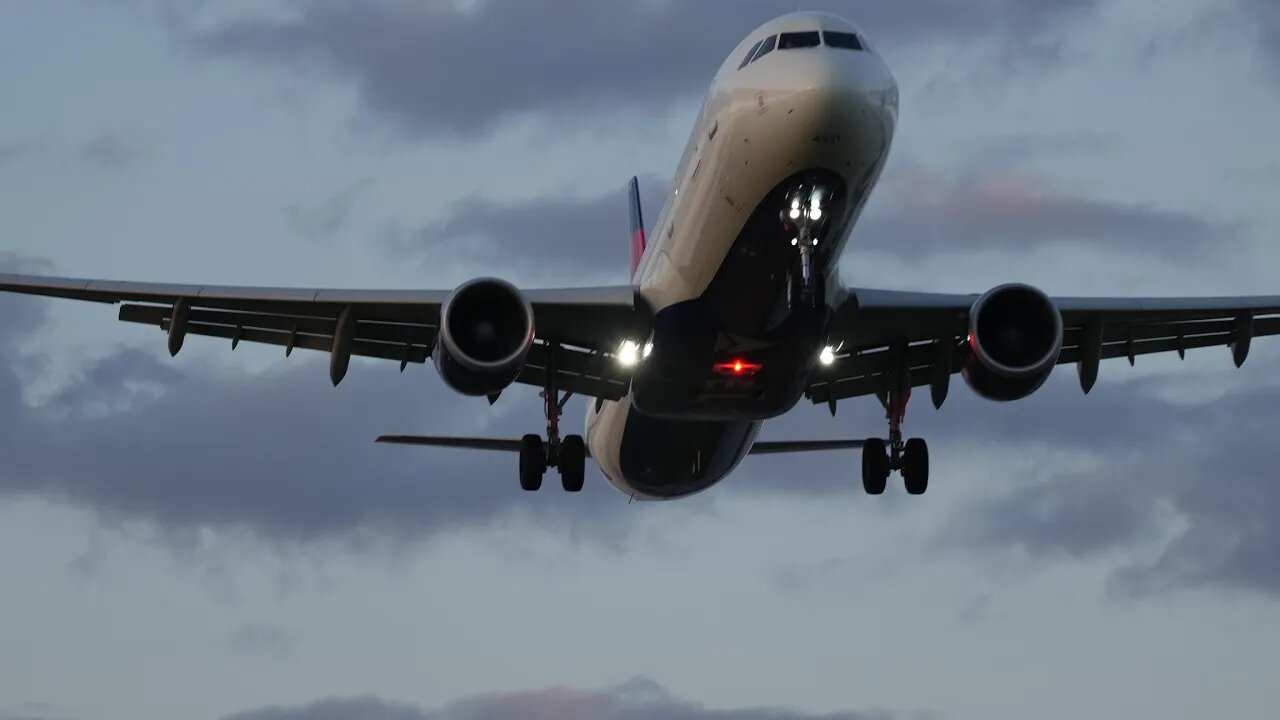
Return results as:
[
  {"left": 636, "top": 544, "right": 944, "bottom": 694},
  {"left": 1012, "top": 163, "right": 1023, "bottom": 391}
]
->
[{"left": 628, "top": 176, "right": 646, "bottom": 279}]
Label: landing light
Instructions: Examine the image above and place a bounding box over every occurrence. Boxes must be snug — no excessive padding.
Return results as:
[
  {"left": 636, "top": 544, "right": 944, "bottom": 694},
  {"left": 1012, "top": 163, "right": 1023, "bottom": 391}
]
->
[
  {"left": 819, "top": 346, "right": 836, "bottom": 366},
  {"left": 643, "top": 341, "right": 653, "bottom": 358},
  {"left": 617, "top": 340, "right": 641, "bottom": 367},
  {"left": 789, "top": 207, "right": 801, "bottom": 220},
  {"left": 809, "top": 207, "right": 822, "bottom": 221}
]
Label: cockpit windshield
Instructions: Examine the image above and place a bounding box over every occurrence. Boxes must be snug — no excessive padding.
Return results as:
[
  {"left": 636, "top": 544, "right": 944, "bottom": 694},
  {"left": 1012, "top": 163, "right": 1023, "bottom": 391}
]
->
[
  {"left": 738, "top": 28, "right": 866, "bottom": 70},
  {"left": 823, "top": 31, "right": 864, "bottom": 50},
  {"left": 778, "top": 31, "right": 821, "bottom": 49}
]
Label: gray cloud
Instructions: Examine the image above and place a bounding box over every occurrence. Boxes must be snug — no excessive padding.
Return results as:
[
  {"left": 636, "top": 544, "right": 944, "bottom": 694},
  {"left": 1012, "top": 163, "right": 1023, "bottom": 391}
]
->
[
  {"left": 0, "top": 137, "right": 48, "bottom": 166},
  {"left": 927, "top": 370, "right": 1280, "bottom": 598},
  {"left": 855, "top": 162, "right": 1245, "bottom": 259},
  {"left": 1239, "top": 0, "right": 1280, "bottom": 83},
  {"left": 285, "top": 178, "right": 377, "bottom": 241},
  {"left": 80, "top": 130, "right": 148, "bottom": 169},
  {"left": 0, "top": 709, "right": 68, "bottom": 720},
  {"left": 227, "top": 623, "right": 301, "bottom": 658},
  {"left": 0, "top": 257, "right": 644, "bottom": 551},
  {"left": 384, "top": 175, "right": 666, "bottom": 277},
  {"left": 184, "top": 0, "right": 1101, "bottom": 138},
  {"left": 221, "top": 677, "right": 913, "bottom": 720}
]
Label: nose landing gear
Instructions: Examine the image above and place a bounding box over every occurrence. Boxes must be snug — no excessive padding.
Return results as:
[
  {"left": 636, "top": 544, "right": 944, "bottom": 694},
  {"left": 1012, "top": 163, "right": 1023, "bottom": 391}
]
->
[{"left": 780, "top": 184, "right": 829, "bottom": 308}]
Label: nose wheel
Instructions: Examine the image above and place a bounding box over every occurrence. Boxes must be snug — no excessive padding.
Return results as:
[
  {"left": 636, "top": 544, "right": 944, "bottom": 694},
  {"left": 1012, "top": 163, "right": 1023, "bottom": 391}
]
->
[
  {"left": 780, "top": 184, "right": 828, "bottom": 308},
  {"left": 859, "top": 343, "right": 930, "bottom": 495},
  {"left": 518, "top": 345, "right": 587, "bottom": 492}
]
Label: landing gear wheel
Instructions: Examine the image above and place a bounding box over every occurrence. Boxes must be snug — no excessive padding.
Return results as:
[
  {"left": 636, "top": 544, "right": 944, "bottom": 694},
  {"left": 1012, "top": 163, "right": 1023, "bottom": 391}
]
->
[
  {"left": 902, "top": 438, "right": 929, "bottom": 495},
  {"left": 861, "top": 438, "right": 889, "bottom": 495},
  {"left": 519, "top": 433, "right": 545, "bottom": 492},
  {"left": 559, "top": 434, "right": 586, "bottom": 492}
]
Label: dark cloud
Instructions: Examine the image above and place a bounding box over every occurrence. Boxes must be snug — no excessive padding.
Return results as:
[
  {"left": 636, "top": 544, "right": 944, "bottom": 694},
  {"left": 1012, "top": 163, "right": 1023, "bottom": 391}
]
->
[
  {"left": 385, "top": 175, "right": 666, "bottom": 277},
  {"left": 1239, "top": 0, "right": 1280, "bottom": 83},
  {"left": 0, "top": 258, "right": 647, "bottom": 551},
  {"left": 285, "top": 178, "right": 377, "bottom": 241},
  {"left": 0, "top": 137, "right": 48, "bottom": 166},
  {"left": 927, "top": 368, "right": 1280, "bottom": 598},
  {"left": 855, "top": 163, "right": 1245, "bottom": 259},
  {"left": 0, "top": 701, "right": 70, "bottom": 720},
  {"left": 80, "top": 130, "right": 148, "bottom": 169},
  {"left": 221, "top": 677, "right": 913, "bottom": 720},
  {"left": 227, "top": 623, "right": 300, "bottom": 658},
  {"left": 183, "top": 0, "right": 1101, "bottom": 138}
]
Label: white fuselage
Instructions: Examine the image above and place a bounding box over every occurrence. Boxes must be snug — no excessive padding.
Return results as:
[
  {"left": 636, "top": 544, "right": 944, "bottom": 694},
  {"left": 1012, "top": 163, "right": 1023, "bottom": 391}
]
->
[{"left": 585, "top": 12, "right": 899, "bottom": 499}]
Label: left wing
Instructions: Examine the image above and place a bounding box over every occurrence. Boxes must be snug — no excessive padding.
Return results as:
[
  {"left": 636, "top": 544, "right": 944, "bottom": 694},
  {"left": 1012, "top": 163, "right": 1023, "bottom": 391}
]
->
[
  {"left": 376, "top": 434, "right": 864, "bottom": 455},
  {"left": 0, "top": 272, "right": 647, "bottom": 400},
  {"left": 810, "top": 286, "right": 1280, "bottom": 406}
]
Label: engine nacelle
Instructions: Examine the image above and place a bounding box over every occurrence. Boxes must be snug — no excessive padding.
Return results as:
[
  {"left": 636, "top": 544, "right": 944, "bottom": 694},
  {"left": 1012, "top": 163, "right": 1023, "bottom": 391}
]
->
[
  {"left": 962, "top": 283, "right": 1063, "bottom": 402},
  {"left": 434, "top": 277, "right": 535, "bottom": 396}
]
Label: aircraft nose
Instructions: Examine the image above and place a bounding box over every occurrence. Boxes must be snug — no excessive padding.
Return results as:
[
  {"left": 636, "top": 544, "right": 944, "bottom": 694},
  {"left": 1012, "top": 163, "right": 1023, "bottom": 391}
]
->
[{"left": 777, "top": 49, "right": 898, "bottom": 138}]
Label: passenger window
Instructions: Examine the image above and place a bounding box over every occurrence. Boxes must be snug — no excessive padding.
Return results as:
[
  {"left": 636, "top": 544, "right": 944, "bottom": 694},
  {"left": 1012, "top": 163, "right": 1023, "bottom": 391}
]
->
[
  {"left": 778, "top": 31, "right": 820, "bottom": 49},
  {"left": 823, "top": 31, "right": 864, "bottom": 50},
  {"left": 752, "top": 35, "right": 777, "bottom": 62},
  {"left": 739, "top": 39, "right": 763, "bottom": 69}
]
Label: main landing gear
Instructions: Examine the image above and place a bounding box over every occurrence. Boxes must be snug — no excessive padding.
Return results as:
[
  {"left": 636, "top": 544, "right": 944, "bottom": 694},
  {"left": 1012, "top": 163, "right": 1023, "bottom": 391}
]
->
[
  {"left": 518, "top": 351, "right": 586, "bottom": 493},
  {"left": 860, "top": 345, "right": 930, "bottom": 495}
]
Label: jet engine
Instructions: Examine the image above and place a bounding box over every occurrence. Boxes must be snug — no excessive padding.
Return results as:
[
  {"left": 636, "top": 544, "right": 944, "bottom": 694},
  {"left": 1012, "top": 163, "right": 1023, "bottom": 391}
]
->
[
  {"left": 434, "top": 277, "right": 535, "bottom": 396},
  {"left": 962, "top": 283, "right": 1063, "bottom": 401}
]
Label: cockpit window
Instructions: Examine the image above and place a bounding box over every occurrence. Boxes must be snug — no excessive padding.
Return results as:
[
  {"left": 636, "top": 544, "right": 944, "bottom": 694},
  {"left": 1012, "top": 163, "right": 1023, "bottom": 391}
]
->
[
  {"left": 738, "top": 39, "right": 763, "bottom": 69},
  {"left": 823, "top": 31, "right": 864, "bottom": 50},
  {"left": 752, "top": 34, "right": 777, "bottom": 62},
  {"left": 778, "top": 31, "right": 821, "bottom": 49}
]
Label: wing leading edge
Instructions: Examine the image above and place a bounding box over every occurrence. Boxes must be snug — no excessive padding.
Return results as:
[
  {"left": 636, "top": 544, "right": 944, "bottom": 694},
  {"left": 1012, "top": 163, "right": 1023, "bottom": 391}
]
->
[
  {"left": 376, "top": 434, "right": 864, "bottom": 455},
  {"left": 0, "top": 272, "right": 646, "bottom": 399},
  {"left": 812, "top": 286, "right": 1280, "bottom": 406}
]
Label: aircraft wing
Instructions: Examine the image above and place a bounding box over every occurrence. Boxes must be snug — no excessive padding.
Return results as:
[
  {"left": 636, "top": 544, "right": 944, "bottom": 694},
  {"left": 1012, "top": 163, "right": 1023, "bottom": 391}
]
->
[
  {"left": 810, "top": 287, "right": 1280, "bottom": 406},
  {"left": 0, "top": 272, "right": 647, "bottom": 400},
  {"left": 376, "top": 434, "right": 864, "bottom": 455}
]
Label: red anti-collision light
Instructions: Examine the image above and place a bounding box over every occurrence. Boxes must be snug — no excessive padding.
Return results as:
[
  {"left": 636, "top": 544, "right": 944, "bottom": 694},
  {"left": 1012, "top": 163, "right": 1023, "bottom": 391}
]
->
[{"left": 713, "top": 359, "right": 762, "bottom": 376}]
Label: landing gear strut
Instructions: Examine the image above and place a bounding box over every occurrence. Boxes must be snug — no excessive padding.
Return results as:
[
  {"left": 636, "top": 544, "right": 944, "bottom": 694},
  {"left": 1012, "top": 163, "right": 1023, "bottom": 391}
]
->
[
  {"left": 780, "top": 184, "right": 828, "bottom": 308},
  {"left": 861, "top": 343, "right": 930, "bottom": 495},
  {"left": 518, "top": 343, "right": 586, "bottom": 492}
]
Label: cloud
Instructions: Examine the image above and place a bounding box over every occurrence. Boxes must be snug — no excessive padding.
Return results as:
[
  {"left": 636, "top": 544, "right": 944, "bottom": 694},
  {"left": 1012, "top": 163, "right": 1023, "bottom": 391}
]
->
[
  {"left": 856, "top": 162, "right": 1244, "bottom": 260},
  {"left": 220, "top": 677, "right": 914, "bottom": 720},
  {"left": 0, "top": 707, "right": 69, "bottom": 720},
  {"left": 384, "top": 175, "right": 666, "bottom": 278},
  {"left": 182, "top": 0, "right": 1101, "bottom": 138},
  {"left": 1239, "top": 0, "right": 1280, "bottom": 83},
  {"left": 0, "top": 138, "right": 48, "bottom": 166},
  {"left": 285, "top": 178, "right": 377, "bottom": 241},
  {"left": 227, "top": 623, "right": 301, "bottom": 658},
  {"left": 0, "top": 256, "right": 640, "bottom": 552},
  {"left": 80, "top": 130, "right": 149, "bottom": 169},
  {"left": 930, "top": 369, "right": 1280, "bottom": 598}
]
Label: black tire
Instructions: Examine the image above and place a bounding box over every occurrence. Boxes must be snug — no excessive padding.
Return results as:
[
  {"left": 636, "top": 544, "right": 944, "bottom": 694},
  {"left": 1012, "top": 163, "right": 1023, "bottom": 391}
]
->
[
  {"left": 861, "top": 438, "right": 888, "bottom": 495},
  {"left": 902, "top": 438, "right": 929, "bottom": 495},
  {"left": 559, "top": 435, "right": 586, "bottom": 492},
  {"left": 519, "top": 434, "right": 545, "bottom": 491}
]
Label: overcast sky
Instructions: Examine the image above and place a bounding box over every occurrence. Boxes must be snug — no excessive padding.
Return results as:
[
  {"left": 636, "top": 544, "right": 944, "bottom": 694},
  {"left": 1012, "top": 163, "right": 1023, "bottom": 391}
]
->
[{"left": 3, "top": 1, "right": 1280, "bottom": 719}]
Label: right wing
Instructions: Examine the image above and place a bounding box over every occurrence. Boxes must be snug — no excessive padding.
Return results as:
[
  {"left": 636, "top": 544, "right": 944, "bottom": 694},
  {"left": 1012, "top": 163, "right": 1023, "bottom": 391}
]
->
[
  {"left": 0, "top": 272, "right": 649, "bottom": 400},
  {"left": 810, "top": 286, "right": 1280, "bottom": 406}
]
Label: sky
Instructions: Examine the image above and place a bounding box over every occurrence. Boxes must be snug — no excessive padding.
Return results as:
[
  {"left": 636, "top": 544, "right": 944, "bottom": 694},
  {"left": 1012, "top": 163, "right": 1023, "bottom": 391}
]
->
[{"left": 2, "top": 1, "right": 1280, "bottom": 718}]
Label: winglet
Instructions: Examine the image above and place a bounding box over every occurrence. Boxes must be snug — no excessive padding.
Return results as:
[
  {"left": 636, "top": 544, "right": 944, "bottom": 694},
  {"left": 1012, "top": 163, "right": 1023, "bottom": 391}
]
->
[{"left": 628, "top": 176, "right": 646, "bottom": 279}]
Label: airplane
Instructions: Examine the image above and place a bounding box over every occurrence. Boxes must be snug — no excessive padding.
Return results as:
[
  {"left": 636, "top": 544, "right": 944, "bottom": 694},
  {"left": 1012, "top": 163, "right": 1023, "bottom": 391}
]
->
[{"left": 4, "top": 11, "right": 1280, "bottom": 501}]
